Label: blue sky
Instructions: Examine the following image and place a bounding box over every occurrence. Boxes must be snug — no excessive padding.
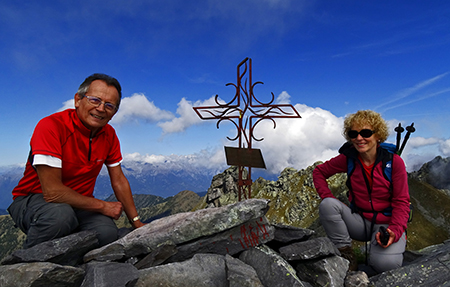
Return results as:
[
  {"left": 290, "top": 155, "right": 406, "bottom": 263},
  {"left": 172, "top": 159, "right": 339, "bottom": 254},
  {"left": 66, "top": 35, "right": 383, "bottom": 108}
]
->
[{"left": 1, "top": 0, "right": 449, "bottom": 175}]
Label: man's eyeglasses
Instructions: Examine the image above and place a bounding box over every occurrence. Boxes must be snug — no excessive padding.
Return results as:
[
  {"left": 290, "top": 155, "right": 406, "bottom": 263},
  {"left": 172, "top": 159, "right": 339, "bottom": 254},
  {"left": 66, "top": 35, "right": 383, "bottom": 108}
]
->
[
  {"left": 84, "top": 95, "right": 118, "bottom": 112},
  {"left": 347, "top": 129, "right": 376, "bottom": 139}
]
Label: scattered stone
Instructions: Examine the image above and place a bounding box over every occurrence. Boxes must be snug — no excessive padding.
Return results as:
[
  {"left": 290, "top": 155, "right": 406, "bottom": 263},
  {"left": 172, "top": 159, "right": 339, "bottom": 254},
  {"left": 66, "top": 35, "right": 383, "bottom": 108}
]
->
[
  {"left": 1, "top": 230, "right": 98, "bottom": 267},
  {"left": 240, "top": 245, "right": 308, "bottom": 287},
  {"left": 225, "top": 254, "right": 264, "bottom": 287},
  {"left": 345, "top": 271, "right": 370, "bottom": 287},
  {"left": 0, "top": 262, "right": 84, "bottom": 287},
  {"left": 134, "top": 243, "right": 178, "bottom": 269},
  {"left": 279, "top": 237, "right": 339, "bottom": 261},
  {"left": 84, "top": 198, "right": 269, "bottom": 262},
  {"left": 369, "top": 240, "right": 450, "bottom": 286},
  {"left": 80, "top": 261, "right": 139, "bottom": 287},
  {"left": 165, "top": 216, "right": 274, "bottom": 263},
  {"left": 294, "top": 255, "right": 349, "bottom": 287},
  {"left": 272, "top": 224, "right": 315, "bottom": 244},
  {"left": 135, "top": 253, "right": 228, "bottom": 287}
]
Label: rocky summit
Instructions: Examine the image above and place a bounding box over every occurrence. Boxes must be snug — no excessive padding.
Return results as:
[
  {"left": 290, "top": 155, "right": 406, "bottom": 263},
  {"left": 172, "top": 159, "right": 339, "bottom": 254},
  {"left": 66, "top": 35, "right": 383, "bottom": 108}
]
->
[
  {"left": 0, "top": 198, "right": 449, "bottom": 286},
  {"left": 1, "top": 156, "right": 450, "bottom": 286}
]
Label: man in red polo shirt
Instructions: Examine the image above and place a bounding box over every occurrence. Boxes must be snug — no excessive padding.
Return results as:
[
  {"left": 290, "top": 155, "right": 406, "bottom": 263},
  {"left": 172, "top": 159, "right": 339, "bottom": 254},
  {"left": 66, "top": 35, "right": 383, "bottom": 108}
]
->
[{"left": 8, "top": 73, "right": 144, "bottom": 248}]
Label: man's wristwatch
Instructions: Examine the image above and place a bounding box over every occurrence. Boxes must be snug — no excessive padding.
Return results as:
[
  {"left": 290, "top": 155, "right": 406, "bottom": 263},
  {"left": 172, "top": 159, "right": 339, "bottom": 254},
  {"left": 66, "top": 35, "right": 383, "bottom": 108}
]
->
[{"left": 129, "top": 216, "right": 140, "bottom": 224}]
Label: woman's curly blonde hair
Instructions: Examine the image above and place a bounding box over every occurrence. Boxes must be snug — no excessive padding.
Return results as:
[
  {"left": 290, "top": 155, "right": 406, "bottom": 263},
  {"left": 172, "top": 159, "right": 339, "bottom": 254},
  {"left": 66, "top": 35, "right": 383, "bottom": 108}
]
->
[{"left": 343, "top": 110, "right": 389, "bottom": 142}]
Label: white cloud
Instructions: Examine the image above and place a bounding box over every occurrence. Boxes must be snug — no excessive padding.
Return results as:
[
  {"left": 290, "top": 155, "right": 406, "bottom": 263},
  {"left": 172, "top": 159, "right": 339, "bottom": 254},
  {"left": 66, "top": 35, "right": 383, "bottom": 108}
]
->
[
  {"left": 439, "top": 139, "right": 450, "bottom": 156},
  {"left": 111, "top": 93, "right": 174, "bottom": 124},
  {"left": 375, "top": 72, "right": 449, "bottom": 112},
  {"left": 407, "top": 136, "right": 440, "bottom": 148},
  {"left": 275, "top": 91, "right": 291, "bottom": 104},
  {"left": 58, "top": 99, "right": 75, "bottom": 111},
  {"left": 57, "top": 93, "right": 174, "bottom": 125},
  {"left": 255, "top": 102, "right": 344, "bottom": 173},
  {"left": 124, "top": 92, "right": 346, "bottom": 174},
  {"left": 157, "top": 96, "right": 222, "bottom": 134}
]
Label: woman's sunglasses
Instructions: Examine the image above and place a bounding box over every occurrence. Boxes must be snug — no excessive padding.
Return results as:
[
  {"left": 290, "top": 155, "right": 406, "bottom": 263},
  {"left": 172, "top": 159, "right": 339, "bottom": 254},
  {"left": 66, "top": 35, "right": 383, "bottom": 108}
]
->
[{"left": 347, "top": 129, "right": 376, "bottom": 139}]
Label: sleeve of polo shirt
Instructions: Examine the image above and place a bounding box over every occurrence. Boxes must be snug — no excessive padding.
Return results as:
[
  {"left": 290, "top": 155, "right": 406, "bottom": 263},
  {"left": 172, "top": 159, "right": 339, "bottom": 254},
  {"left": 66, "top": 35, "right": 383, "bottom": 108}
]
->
[
  {"left": 30, "top": 116, "right": 64, "bottom": 160},
  {"left": 105, "top": 127, "right": 123, "bottom": 167},
  {"left": 33, "top": 154, "right": 62, "bottom": 168}
]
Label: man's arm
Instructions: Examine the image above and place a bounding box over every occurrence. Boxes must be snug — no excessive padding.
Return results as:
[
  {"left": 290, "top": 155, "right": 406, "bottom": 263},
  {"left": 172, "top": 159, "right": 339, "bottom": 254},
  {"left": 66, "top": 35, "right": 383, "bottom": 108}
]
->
[
  {"left": 36, "top": 165, "right": 123, "bottom": 219},
  {"left": 107, "top": 164, "right": 144, "bottom": 228}
]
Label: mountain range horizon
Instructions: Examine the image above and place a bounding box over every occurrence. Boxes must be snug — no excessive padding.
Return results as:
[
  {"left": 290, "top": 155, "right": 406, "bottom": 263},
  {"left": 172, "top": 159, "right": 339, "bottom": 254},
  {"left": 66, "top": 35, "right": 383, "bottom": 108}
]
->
[
  {"left": 1, "top": 152, "right": 447, "bottom": 212},
  {"left": 0, "top": 157, "right": 279, "bottom": 211}
]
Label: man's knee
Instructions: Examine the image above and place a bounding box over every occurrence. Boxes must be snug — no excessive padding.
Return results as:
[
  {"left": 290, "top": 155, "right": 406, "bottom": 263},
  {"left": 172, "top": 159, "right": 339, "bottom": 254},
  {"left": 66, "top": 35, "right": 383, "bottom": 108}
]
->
[
  {"left": 75, "top": 210, "right": 118, "bottom": 246},
  {"left": 25, "top": 203, "right": 78, "bottom": 248},
  {"left": 95, "top": 224, "right": 118, "bottom": 246}
]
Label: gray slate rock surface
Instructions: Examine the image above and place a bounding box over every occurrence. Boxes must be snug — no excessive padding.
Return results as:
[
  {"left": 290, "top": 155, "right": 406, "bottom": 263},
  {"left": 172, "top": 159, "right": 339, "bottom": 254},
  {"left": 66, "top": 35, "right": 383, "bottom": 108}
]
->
[
  {"left": 294, "top": 255, "right": 349, "bottom": 287},
  {"left": 225, "top": 254, "right": 264, "bottom": 287},
  {"left": 166, "top": 215, "right": 274, "bottom": 263},
  {"left": 279, "top": 236, "right": 339, "bottom": 261},
  {"left": 84, "top": 198, "right": 270, "bottom": 262},
  {"left": 369, "top": 239, "right": 450, "bottom": 286},
  {"left": 0, "top": 262, "right": 85, "bottom": 287},
  {"left": 80, "top": 261, "right": 139, "bottom": 287},
  {"left": 0, "top": 230, "right": 98, "bottom": 266},
  {"left": 135, "top": 253, "right": 228, "bottom": 287},
  {"left": 239, "top": 244, "right": 309, "bottom": 287}
]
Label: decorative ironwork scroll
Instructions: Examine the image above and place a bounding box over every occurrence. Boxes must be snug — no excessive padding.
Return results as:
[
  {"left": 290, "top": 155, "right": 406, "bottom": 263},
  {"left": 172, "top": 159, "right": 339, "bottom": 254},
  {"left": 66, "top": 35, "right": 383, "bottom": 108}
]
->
[{"left": 193, "top": 58, "right": 301, "bottom": 200}]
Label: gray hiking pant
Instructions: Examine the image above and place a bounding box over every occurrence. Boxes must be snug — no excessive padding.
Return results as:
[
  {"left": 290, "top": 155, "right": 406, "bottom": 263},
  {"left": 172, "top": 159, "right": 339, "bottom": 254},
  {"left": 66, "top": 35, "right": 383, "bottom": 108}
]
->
[
  {"left": 8, "top": 193, "right": 118, "bottom": 248},
  {"left": 319, "top": 197, "right": 406, "bottom": 273}
]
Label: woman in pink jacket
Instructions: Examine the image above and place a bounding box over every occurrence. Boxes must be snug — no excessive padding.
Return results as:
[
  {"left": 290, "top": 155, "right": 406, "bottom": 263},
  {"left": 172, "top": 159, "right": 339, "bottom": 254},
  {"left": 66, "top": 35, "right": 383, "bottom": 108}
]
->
[{"left": 313, "top": 110, "right": 410, "bottom": 273}]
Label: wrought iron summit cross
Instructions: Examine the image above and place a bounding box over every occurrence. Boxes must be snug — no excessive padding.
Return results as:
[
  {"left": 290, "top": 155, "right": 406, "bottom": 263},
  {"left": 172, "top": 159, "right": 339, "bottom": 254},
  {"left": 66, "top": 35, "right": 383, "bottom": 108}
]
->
[{"left": 193, "top": 58, "right": 301, "bottom": 200}]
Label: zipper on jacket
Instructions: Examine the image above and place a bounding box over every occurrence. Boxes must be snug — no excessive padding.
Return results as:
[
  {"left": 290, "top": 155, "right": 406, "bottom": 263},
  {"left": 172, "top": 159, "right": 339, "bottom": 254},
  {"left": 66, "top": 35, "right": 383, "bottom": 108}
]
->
[{"left": 88, "top": 137, "right": 92, "bottom": 161}]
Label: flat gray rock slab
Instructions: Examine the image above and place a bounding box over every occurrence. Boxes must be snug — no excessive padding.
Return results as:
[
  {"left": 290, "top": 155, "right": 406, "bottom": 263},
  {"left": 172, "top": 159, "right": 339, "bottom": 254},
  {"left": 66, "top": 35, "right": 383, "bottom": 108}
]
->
[
  {"left": 84, "top": 199, "right": 269, "bottom": 262},
  {"left": 0, "top": 262, "right": 84, "bottom": 287},
  {"left": 135, "top": 253, "right": 228, "bottom": 287}
]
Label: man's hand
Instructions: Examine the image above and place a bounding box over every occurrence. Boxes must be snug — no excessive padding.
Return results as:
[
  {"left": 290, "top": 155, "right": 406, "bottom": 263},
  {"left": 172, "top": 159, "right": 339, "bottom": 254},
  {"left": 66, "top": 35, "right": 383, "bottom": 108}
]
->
[
  {"left": 376, "top": 227, "right": 395, "bottom": 248},
  {"left": 102, "top": 201, "right": 123, "bottom": 220}
]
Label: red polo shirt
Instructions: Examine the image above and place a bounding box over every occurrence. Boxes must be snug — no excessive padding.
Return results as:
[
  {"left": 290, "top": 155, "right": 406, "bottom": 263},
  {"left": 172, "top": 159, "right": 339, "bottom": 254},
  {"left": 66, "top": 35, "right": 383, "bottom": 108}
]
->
[{"left": 12, "top": 109, "right": 122, "bottom": 199}]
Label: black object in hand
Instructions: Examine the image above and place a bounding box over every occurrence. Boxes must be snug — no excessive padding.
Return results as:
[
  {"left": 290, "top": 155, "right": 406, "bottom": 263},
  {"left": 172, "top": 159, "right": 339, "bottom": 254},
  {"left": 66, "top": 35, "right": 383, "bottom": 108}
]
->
[{"left": 379, "top": 226, "right": 389, "bottom": 245}]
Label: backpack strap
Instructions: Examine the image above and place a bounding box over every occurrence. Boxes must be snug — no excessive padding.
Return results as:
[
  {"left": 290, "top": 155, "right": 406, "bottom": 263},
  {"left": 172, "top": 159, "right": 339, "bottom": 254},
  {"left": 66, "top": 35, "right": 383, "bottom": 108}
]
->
[{"left": 341, "top": 142, "right": 395, "bottom": 215}]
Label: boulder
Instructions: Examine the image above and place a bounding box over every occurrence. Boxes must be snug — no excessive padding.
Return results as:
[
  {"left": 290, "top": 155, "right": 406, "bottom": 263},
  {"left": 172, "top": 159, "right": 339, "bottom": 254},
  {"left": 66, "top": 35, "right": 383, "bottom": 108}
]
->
[
  {"left": 1, "top": 230, "right": 98, "bottom": 267},
  {"left": 0, "top": 262, "right": 84, "bottom": 287},
  {"left": 225, "top": 254, "right": 264, "bottom": 287},
  {"left": 294, "top": 255, "right": 348, "bottom": 287},
  {"left": 80, "top": 261, "right": 139, "bottom": 287},
  {"left": 239, "top": 245, "right": 309, "bottom": 287},
  {"left": 135, "top": 253, "right": 228, "bottom": 287},
  {"left": 344, "top": 271, "right": 370, "bottom": 287},
  {"left": 272, "top": 223, "right": 315, "bottom": 244},
  {"left": 84, "top": 198, "right": 269, "bottom": 262},
  {"left": 165, "top": 216, "right": 274, "bottom": 263},
  {"left": 369, "top": 239, "right": 450, "bottom": 286},
  {"left": 279, "top": 237, "right": 339, "bottom": 261}
]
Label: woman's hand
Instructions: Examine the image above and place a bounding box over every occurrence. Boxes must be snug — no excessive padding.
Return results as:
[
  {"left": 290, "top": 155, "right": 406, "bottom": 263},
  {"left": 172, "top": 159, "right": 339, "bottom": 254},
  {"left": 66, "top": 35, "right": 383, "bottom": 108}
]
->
[{"left": 376, "top": 227, "right": 395, "bottom": 248}]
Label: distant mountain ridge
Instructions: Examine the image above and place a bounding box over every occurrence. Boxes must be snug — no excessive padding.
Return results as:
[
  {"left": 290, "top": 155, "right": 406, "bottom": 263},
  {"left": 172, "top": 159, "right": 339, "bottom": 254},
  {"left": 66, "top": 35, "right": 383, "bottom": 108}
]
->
[
  {"left": 0, "top": 161, "right": 216, "bottom": 210},
  {"left": 410, "top": 155, "right": 450, "bottom": 192},
  {"left": 0, "top": 160, "right": 275, "bottom": 210}
]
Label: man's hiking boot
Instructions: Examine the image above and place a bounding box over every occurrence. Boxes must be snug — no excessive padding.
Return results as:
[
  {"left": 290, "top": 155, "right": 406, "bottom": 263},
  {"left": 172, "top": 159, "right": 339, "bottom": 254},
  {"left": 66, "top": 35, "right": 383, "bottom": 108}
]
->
[{"left": 338, "top": 245, "right": 358, "bottom": 271}]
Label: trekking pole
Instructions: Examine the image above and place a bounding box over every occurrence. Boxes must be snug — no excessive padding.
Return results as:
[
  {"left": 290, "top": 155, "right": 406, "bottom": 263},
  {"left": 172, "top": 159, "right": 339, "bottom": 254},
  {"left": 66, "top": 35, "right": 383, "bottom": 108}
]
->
[
  {"left": 394, "top": 123, "right": 404, "bottom": 153},
  {"left": 398, "top": 123, "right": 415, "bottom": 156}
]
